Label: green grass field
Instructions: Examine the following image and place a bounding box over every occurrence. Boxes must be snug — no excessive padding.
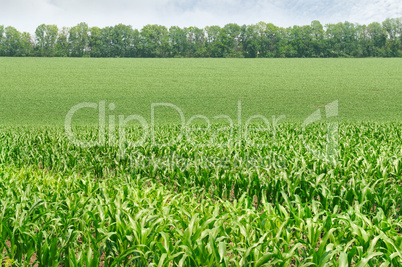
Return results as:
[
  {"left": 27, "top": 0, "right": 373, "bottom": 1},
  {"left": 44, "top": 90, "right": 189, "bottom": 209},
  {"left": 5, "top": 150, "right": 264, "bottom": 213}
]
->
[
  {"left": 1, "top": 58, "right": 402, "bottom": 266},
  {"left": 1, "top": 58, "right": 401, "bottom": 126}
]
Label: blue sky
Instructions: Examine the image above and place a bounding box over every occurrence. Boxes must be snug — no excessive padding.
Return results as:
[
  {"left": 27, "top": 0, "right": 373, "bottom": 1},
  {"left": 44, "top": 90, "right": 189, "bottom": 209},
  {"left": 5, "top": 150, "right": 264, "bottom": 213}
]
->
[{"left": 1, "top": 0, "right": 401, "bottom": 33}]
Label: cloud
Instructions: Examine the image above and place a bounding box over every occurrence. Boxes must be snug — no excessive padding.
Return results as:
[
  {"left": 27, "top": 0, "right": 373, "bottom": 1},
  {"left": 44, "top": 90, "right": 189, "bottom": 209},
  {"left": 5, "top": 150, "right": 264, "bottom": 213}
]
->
[
  {"left": 0, "top": 0, "right": 401, "bottom": 33},
  {"left": 350, "top": 0, "right": 402, "bottom": 24}
]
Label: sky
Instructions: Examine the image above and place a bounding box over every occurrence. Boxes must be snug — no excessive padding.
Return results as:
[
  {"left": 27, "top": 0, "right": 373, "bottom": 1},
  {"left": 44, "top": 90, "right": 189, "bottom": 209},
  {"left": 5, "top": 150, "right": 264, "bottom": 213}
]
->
[{"left": 1, "top": 0, "right": 401, "bottom": 33}]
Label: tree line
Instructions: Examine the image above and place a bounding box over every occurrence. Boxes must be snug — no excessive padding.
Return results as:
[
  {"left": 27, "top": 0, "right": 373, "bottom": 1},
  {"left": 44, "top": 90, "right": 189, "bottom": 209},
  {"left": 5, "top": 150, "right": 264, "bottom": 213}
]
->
[{"left": 1, "top": 18, "right": 402, "bottom": 58}]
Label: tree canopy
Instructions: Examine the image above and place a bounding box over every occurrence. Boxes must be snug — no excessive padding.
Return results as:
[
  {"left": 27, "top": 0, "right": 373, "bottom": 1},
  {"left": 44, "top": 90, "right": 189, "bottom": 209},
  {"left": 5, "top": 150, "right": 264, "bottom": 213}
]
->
[{"left": 1, "top": 19, "right": 402, "bottom": 58}]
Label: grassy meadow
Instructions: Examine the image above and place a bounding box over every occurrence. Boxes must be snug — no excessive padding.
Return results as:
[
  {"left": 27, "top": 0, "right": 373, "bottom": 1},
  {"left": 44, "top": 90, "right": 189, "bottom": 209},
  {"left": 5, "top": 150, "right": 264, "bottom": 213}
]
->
[
  {"left": 1, "top": 57, "right": 401, "bottom": 125},
  {"left": 1, "top": 58, "right": 402, "bottom": 266}
]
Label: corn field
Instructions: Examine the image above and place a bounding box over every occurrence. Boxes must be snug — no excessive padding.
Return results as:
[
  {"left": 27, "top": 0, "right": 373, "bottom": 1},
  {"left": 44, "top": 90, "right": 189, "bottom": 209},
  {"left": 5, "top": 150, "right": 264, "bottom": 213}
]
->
[{"left": 1, "top": 123, "right": 402, "bottom": 266}]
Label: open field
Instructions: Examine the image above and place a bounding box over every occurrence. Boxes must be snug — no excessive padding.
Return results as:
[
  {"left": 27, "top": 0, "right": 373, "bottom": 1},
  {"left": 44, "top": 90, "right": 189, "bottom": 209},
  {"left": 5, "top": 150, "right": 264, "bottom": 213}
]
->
[
  {"left": 1, "top": 58, "right": 402, "bottom": 125},
  {"left": 1, "top": 58, "right": 402, "bottom": 265}
]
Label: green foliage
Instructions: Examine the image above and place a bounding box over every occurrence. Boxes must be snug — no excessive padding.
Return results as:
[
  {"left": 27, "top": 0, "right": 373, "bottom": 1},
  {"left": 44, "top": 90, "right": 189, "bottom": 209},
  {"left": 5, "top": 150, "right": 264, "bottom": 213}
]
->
[
  {"left": 1, "top": 55, "right": 402, "bottom": 264},
  {"left": 19, "top": 32, "right": 33, "bottom": 57},
  {"left": 35, "top": 24, "right": 58, "bottom": 57},
  {"left": 69, "top": 22, "right": 89, "bottom": 57},
  {"left": 55, "top": 27, "right": 69, "bottom": 57},
  {"left": 1, "top": 58, "right": 401, "bottom": 126},
  {"left": 0, "top": 122, "right": 402, "bottom": 265},
  {"left": 2, "top": 18, "right": 402, "bottom": 57},
  {"left": 0, "top": 25, "right": 5, "bottom": 55},
  {"left": 168, "top": 26, "right": 189, "bottom": 57},
  {"left": 0, "top": 26, "right": 33, "bottom": 56},
  {"left": 140, "top": 24, "right": 169, "bottom": 57},
  {"left": 3, "top": 26, "right": 22, "bottom": 56}
]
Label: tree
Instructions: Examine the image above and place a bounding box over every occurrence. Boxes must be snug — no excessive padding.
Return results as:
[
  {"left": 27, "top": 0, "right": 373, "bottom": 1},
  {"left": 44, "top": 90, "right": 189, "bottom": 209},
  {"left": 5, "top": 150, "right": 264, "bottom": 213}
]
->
[
  {"left": 0, "top": 25, "right": 5, "bottom": 56},
  {"left": 99, "top": 26, "right": 114, "bottom": 57},
  {"left": 69, "top": 22, "right": 89, "bottom": 57},
  {"left": 98, "top": 25, "right": 139, "bottom": 57},
  {"left": 383, "top": 18, "right": 402, "bottom": 56},
  {"left": 4, "top": 26, "right": 22, "bottom": 56},
  {"left": 287, "top": 25, "right": 313, "bottom": 57},
  {"left": 239, "top": 24, "right": 260, "bottom": 57},
  {"left": 310, "top": 20, "right": 324, "bottom": 57},
  {"left": 263, "top": 23, "right": 282, "bottom": 57},
  {"left": 367, "top": 22, "right": 387, "bottom": 56},
  {"left": 140, "top": 25, "right": 169, "bottom": 57},
  {"left": 35, "top": 24, "right": 58, "bottom": 56},
  {"left": 89, "top": 27, "right": 102, "bottom": 57},
  {"left": 19, "top": 32, "right": 33, "bottom": 56},
  {"left": 205, "top": 25, "right": 224, "bottom": 57},
  {"left": 169, "top": 26, "right": 189, "bottom": 57},
  {"left": 186, "top": 26, "right": 206, "bottom": 57},
  {"left": 341, "top": 22, "right": 358, "bottom": 56},
  {"left": 274, "top": 27, "right": 288, "bottom": 57},
  {"left": 325, "top": 23, "right": 344, "bottom": 57},
  {"left": 354, "top": 24, "right": 369, "bottom": 57},
  {"left": 221, "top": 23, "right": 242, "bottom": 57},
  {"left": 2, "top": 19, "right": 402, "bottom": 58},
  {"left": 115, "top": 24, "right": 138, "bottom": 57},
  {"left": 55, "top": 27, "right": 69, "bottom": 57}
]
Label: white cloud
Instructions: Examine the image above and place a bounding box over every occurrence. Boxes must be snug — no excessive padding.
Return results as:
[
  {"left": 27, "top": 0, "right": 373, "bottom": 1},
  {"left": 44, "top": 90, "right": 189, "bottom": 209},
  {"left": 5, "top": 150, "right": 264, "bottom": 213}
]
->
[
  {"left": 349, "top": 0, "right": 402, "bottom": 24},
  {"left": 0, "top": 0, "right": 401, "bottom": 33}
]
